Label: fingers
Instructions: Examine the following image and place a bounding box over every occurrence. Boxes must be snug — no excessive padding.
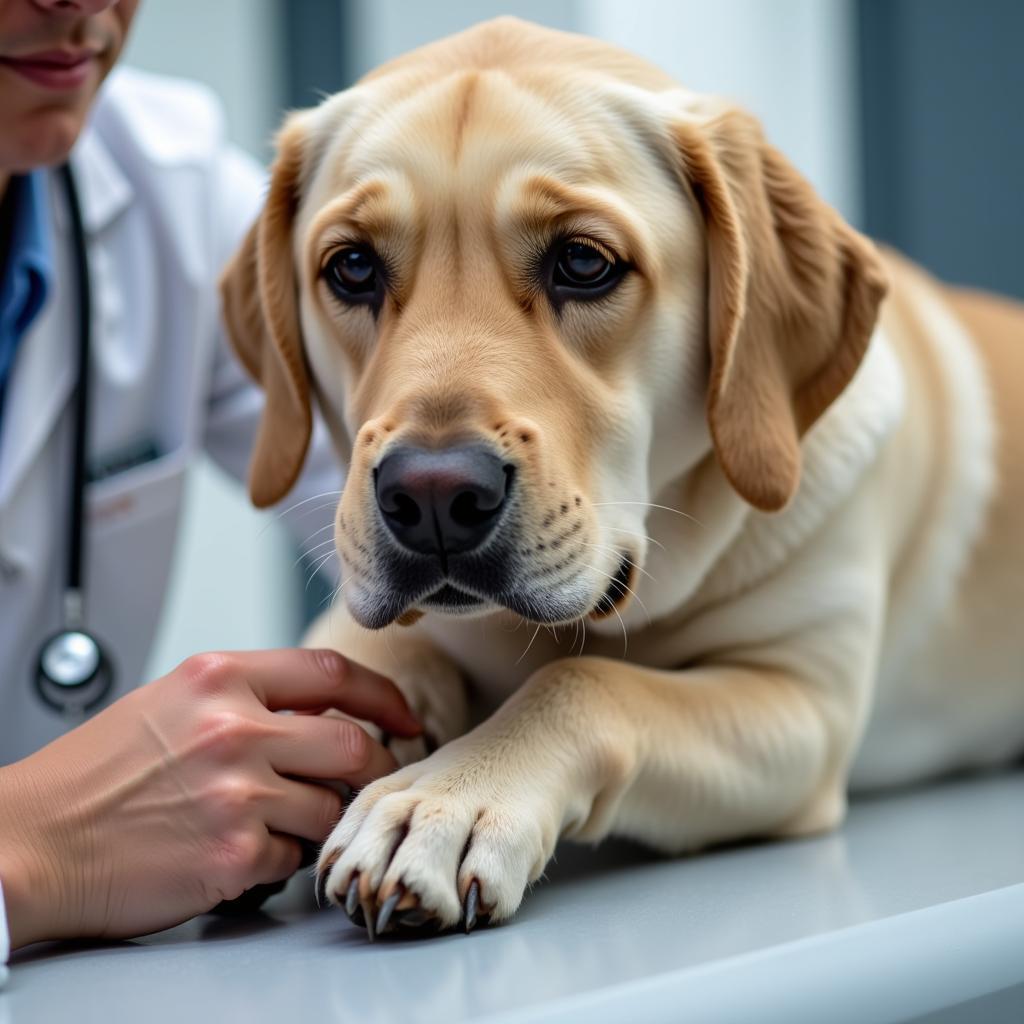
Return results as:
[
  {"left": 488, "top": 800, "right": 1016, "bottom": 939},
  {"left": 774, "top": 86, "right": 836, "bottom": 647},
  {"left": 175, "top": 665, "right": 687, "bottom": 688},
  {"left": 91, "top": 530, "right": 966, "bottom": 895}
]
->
[
  {"left": 253, "top": 832, "right": 304, "bottom": 887},
  {"left": 265, "top": 778, "right": 345, "bottom": 843},
  {"left": 260, "top": 650, "right": 421, "bottom": 736},
  {"left": 188, "top": 649, "right": 421, "bottom": 736},
  {"left": 267, "top": 713, "right": 399, "bottom": 788}
]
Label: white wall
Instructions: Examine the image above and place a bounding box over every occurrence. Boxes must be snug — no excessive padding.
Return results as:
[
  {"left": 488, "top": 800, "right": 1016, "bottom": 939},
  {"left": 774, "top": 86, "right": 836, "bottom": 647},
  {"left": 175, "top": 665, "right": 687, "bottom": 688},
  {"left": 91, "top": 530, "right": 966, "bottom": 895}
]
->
[
  {"left": 345, "top": 0, "right": 576, "bottom": 79},
  {"left": 122, "top": 0, "right": 284, "bottom": 159},
  {"left": 123, "top": 0, "right": 300, "bottom": 678},
  {"left": 580, "top": 0, "right": 861, "bottom": 223}
]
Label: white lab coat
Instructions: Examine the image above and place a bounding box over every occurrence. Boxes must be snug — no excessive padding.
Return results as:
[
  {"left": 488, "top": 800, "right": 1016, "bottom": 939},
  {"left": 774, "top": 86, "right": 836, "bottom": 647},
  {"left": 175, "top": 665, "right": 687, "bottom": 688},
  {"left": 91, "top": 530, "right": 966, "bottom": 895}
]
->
[{"left": 0, "top": 69, "right": 338, "bottom": 969}]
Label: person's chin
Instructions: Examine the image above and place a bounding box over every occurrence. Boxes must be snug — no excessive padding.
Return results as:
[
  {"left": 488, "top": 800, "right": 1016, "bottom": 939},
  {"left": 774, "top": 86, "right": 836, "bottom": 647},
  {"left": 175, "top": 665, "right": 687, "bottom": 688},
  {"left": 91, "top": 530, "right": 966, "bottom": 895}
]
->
[
  {"left": 5, "top": 107, "right": 92, "bottom": 172},
  {"left": 1, "top": 56, "right": 116, "bottom": 171}
]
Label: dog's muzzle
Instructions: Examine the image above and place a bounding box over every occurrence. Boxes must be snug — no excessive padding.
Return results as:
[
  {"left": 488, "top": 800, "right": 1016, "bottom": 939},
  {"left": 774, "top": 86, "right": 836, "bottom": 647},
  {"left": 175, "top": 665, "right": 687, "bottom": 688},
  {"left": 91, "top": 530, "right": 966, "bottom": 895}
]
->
[{"left": 347, "top": 443, "right": 627, "bottom": 629}]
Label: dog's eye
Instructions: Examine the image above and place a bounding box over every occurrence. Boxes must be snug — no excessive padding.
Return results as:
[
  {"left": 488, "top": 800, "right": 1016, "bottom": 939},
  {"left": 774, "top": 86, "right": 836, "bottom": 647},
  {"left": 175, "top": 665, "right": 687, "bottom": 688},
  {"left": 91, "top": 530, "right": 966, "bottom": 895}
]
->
[
  {"left": 557, "top": 243, "right": 611, "bottom": 285},
  {"left": 548, "top": 240, "right": 625, "bottom": 301},
  {"left": 323, "top": 246, "right": 381, "bottom": 304}
]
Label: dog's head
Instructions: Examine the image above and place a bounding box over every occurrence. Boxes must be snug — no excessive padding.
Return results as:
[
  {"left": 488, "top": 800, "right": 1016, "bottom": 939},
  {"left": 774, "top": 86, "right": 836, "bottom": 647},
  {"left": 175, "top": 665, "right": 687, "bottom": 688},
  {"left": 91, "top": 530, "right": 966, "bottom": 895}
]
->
[{"left": 221, "top": 18, "right": 887, "bottom": 630}]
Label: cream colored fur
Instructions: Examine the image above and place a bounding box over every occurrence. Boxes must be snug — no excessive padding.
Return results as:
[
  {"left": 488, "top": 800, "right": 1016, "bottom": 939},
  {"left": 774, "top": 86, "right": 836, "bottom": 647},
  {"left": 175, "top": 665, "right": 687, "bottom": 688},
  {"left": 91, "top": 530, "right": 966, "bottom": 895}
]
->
[{"left": 221, "top": 19, "right": 1024, "bottom": 932}]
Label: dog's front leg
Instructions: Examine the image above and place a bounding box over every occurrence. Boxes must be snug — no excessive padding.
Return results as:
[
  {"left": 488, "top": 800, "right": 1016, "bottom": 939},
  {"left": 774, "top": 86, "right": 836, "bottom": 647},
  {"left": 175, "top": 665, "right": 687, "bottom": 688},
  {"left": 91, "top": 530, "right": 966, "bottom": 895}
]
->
[
  {"left": 304, "top": 610, "right": 471, "bottom": 765},
  {"left": 316, "top": 643, "right": 868, "bottom": 936}
]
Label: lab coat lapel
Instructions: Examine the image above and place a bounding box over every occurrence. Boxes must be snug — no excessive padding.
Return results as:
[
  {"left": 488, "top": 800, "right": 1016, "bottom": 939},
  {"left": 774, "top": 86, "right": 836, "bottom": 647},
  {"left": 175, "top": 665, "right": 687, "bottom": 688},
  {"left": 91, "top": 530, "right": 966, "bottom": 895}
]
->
[{"left": 0, "top": 129, "right": 134, "bottom": 552}]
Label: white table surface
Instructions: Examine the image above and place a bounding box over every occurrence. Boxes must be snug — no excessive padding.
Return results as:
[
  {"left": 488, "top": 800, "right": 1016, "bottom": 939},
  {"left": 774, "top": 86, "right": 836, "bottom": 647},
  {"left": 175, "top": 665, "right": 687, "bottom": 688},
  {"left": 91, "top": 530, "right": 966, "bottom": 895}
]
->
[{"left": 4, "top": 770, "right": 1023, "bottom": 1024}]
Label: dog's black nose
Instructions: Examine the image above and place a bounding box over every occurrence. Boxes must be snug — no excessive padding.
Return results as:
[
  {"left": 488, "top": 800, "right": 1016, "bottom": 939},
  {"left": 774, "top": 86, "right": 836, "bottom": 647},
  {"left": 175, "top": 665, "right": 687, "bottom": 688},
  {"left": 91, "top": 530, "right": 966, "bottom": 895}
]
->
[{"left": 375, "top": 445, "right": 512, "bottom": 556}]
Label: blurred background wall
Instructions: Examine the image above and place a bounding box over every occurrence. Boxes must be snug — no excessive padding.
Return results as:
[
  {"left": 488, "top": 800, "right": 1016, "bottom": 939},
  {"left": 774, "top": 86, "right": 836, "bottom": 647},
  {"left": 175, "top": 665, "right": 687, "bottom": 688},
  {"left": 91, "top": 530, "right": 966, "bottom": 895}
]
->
[
  {"left": 123, "top": 0, "right": 1022, "bottom": 674},
  {"left": 858, "top": 0, "right": 1024, "bottom": 300}
]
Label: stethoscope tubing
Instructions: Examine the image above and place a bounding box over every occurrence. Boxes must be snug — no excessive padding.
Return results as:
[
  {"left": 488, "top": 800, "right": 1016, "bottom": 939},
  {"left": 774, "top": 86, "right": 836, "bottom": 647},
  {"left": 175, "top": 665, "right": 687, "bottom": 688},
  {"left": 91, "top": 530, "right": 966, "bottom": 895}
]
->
[{"left": 31, "top": 163, "right": 114, "bottom": 713}]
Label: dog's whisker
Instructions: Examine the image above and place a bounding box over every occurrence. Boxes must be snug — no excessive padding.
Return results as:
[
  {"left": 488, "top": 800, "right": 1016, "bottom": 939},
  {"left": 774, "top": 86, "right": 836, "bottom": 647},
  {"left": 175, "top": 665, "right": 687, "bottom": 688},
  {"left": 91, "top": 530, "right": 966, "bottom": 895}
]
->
[
  {"left": 327, "top": 580, "right": 342, "bottom": 644},
  {"left": 304, "top": 536, "right": 337, "bottom": 554},
  {"left": 587, "top": 585, "right": 629, "bottom": 655},
  {"left": 297, "top": 521, "right": 337, "bottom": 549},
  {"left": 515, "top": 622, "right": 543, "bottom": 665},
  {"left": 305, "top": 550, "right": 338, "bottom": 593},
  {"left": 622, "top": 556, "right": 657, "bottom": 586},
  {"left": 570, "top": 617, "right": 589, "bottom": 657},
  {"left": 305, "top": 548, "right": 336, "bottom": 578},
  {"left": 607, "top": 526, "right": 666, "bottom": 553},
  {"left": 592, "top": 501, "right": 704, "bottom": 528},
  {"left": 582, "top": 542, "right": 657, "bottom": 585},
  {"left": 319, "top": 574, "right": 351, "bottom": 611},
  {"left": 257, "top": 491, "right": 343, "bottom": 538},
  {"left": 293, "top": 537, "right": 337, "bottom": 570},
  {"left": 581, "top": 560, "right": 653, "bottom": 627}
]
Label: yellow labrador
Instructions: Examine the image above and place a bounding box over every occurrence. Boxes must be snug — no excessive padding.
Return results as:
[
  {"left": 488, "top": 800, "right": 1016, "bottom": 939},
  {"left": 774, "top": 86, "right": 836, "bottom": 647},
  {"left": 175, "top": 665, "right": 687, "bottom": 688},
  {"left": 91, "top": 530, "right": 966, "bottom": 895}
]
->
[{"left": 220, "top": 18, "right": 1024, "bottom": 936}]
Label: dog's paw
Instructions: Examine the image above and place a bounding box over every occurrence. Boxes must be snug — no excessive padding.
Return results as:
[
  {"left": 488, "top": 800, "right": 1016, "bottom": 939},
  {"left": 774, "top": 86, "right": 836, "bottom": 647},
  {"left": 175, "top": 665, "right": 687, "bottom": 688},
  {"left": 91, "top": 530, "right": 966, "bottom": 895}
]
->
[{"left": 316, "top": 746, "right": 559, "bottom": 937}]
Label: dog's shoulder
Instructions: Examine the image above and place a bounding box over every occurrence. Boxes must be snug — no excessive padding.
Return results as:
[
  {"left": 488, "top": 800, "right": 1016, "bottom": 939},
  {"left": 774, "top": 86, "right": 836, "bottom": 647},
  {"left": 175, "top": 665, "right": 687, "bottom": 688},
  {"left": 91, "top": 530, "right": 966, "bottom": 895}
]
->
[{"left": 693, "top": 325, "right": 907, "bottom": 609}]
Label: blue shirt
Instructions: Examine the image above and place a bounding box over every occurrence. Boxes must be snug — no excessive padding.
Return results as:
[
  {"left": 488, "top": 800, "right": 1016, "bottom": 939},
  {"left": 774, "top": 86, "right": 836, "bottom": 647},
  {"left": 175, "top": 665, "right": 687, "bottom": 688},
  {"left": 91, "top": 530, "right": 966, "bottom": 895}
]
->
[{"left": 0, "top": 172, "right": 54, "bottom": 435}]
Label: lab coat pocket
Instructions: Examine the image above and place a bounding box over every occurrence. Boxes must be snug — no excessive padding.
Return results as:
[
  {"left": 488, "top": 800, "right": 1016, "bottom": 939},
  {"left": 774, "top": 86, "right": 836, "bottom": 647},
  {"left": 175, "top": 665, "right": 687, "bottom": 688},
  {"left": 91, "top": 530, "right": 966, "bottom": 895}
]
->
[
  {"left": 85, "top": 445, "right": 190, "bottom": 691},
  {"left": 88, "top": 443, "right": 190, "bottom": 532}
]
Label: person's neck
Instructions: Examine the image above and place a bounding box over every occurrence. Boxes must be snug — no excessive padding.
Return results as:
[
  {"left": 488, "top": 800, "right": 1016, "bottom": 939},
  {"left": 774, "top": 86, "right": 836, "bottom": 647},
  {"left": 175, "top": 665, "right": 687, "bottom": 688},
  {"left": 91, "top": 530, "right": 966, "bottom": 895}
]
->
[{"left": 0, "top": 172, "right": 9, "bottom": 205}]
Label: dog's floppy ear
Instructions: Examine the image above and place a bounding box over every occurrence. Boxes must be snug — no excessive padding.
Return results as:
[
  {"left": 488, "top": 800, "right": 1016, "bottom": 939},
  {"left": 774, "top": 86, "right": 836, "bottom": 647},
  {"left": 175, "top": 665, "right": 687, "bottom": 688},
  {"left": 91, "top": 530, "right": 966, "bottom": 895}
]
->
[
  {"left": 220, "top": 118, "right": 311, "bottom": 508},
  {"left": 673, "top": 109, "right": 888, "bottom": 512}
]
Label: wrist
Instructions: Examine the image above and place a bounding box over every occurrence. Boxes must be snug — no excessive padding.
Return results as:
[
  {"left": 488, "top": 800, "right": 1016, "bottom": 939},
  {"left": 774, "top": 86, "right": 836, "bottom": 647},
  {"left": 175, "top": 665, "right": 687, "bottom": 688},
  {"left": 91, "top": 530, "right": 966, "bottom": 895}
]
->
[
  {"left": 0, "top": 764, "right": 62, "bottom": 949},
  {"left": 0, "top": 848, "right": 41, "bottom": 950}
]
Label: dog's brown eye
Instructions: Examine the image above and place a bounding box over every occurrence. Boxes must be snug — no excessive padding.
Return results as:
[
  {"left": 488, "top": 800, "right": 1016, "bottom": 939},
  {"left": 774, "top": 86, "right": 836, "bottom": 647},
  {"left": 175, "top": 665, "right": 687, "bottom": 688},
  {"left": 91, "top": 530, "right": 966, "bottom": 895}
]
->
[
  {"left": 548, "top": 239, "right": 625, "bottom": 303},
  {"left": 324, "top": 246, "right": 381, "bottom": 304}
]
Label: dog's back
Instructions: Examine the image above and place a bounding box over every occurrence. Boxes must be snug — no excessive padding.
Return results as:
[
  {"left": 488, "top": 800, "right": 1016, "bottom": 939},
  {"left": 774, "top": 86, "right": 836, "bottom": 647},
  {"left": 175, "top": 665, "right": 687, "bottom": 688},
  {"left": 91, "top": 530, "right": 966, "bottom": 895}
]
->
[{"left": 852, "top": 254, "right": 1024, "bottom": 787}]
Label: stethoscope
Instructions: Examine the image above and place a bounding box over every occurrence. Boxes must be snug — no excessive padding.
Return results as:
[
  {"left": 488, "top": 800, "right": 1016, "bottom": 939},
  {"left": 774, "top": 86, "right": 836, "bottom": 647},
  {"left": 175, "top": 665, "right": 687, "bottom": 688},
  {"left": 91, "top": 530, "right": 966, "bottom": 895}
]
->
[{"left": 32, "top": 163, "right": 114, "bottom": 714}]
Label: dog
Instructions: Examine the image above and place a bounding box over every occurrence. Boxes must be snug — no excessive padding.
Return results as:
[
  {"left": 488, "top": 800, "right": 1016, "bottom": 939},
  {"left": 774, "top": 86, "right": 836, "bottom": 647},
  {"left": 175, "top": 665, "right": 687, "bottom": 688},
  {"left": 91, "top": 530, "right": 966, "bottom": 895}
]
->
[{"left": 220, "top": 18, "right": 1024, "bottom": 937}]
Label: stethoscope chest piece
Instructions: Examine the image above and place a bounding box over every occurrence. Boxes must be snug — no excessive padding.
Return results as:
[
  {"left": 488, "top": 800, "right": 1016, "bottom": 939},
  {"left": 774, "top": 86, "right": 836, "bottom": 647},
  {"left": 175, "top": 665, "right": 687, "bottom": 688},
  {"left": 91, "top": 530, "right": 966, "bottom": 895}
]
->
[{"left": 36, "top": 629, "right": 113, "bottom": 713}]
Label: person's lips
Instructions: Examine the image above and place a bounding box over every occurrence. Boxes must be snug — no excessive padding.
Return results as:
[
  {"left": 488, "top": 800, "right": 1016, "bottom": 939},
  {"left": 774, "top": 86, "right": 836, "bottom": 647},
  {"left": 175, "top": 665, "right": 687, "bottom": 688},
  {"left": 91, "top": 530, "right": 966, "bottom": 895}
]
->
[{"left": 0, "top": 49, "right": 100, "bottom": 91}]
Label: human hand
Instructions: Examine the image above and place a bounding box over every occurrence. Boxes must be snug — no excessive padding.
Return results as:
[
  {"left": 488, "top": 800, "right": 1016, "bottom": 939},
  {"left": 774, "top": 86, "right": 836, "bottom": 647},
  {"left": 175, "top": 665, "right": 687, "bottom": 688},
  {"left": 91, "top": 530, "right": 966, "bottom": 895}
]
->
[{"left": 0, "top": 648, "right": 419, "bottom": 949}]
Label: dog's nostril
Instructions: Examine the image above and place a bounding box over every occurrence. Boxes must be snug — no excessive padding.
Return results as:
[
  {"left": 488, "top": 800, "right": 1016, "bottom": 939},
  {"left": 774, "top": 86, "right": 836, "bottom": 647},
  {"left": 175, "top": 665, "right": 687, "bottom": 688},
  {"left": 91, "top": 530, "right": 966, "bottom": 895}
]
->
[
  {"left": 449, "top": 466, "right": 513, "bottom": 529},
  {"left": 451, "top": 490, "right": 489, "bottom": 527},
  {"left": 387, "top": 491, "right": 421, "bottom": 527}
]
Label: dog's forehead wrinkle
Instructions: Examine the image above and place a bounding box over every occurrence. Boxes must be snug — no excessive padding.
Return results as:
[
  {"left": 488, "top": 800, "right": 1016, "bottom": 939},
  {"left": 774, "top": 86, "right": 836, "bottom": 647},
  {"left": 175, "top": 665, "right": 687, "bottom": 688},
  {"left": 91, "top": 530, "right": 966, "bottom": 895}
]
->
[{"left": 337, "top": 69, "right": 647, "bottom": 204}]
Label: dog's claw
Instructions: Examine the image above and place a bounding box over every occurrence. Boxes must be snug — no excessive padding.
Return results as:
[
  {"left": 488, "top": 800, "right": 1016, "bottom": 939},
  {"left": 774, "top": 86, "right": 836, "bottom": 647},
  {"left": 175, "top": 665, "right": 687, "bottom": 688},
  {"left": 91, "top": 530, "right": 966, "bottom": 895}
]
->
[
  {"left": 316, "top": 849, "right": 341, "bottom": 909},
  {"left": 345, "top": 876, "right": 360, "bottom": 918},
  {"left": 464, "top": 879, "right": 480, "bottom": 934},
  {"left": 376, "top": 888, "right": 403, "bottom": 935},
  {"left": 362, "top": 897, "right": 377, "bottom": 942}
]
